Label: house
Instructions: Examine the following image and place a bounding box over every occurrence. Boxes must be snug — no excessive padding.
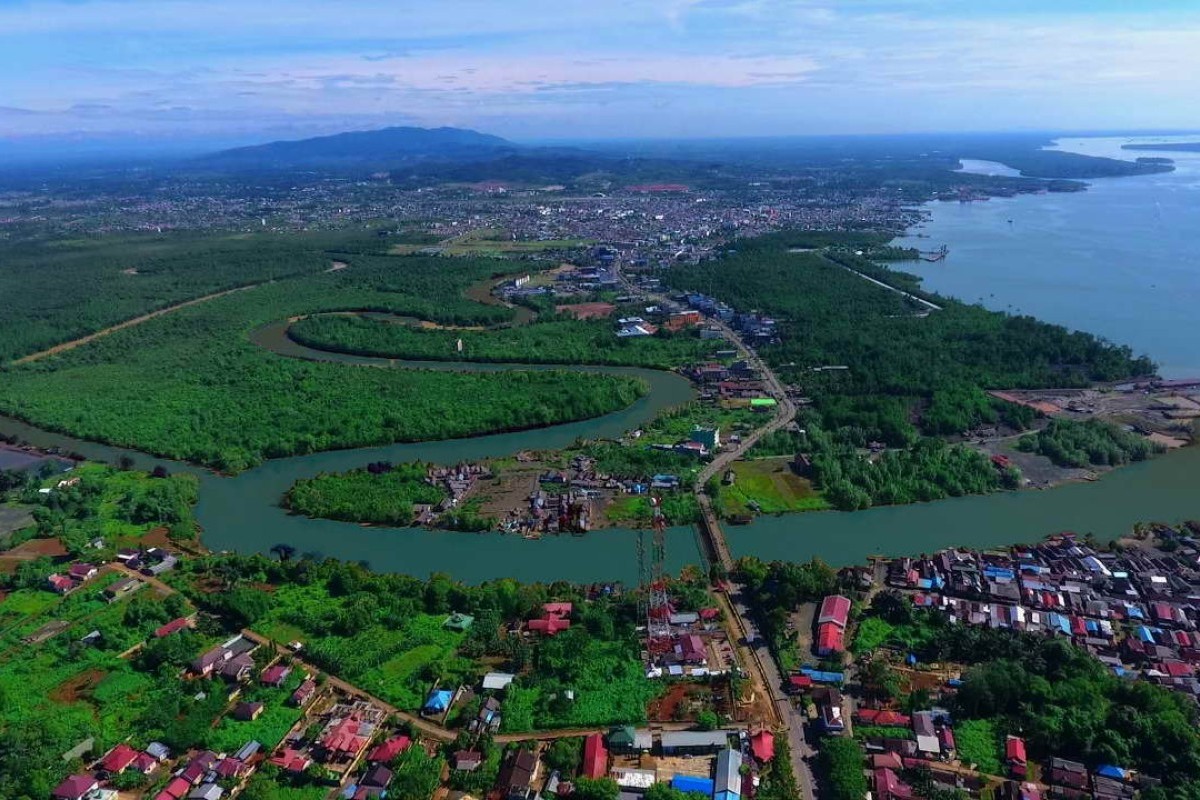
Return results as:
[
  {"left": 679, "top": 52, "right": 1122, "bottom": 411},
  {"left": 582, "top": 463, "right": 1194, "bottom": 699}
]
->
[
  {"left": 104, "top": 576, "right": 144, "bottom": 602},
  {"left": 158, "top": 776, "right": 192, "bottom": 800},
  {"left": 233, "top": 701, "right": 264, "bottom": 721},
  {"left": 689, "top": 426, "right": 720, "bottom": 452},
  {"left": 482, "top": 671, "right": 515, "bottom": 691},
  {"left": 497, "top": 749, "right": 538, "bottom": 800},
  {"left": 875, "top": 767, "right": 916, "bottom": 800},
  {"left": 155, "top": 617, "right": 193, "bottom": 638},
  {"left": 269, "top": 748, "right": 312, "bottom": 773},
  {"left": 816, "top": 623, "right": 845, "bottom": 656},
  {"left": 219, "top": 653, "right": 254, "bottom": 682},
  {"left": 750, "top": 730, "right": 775, "bottom": 763},
  {"left": 319, "top": 715, "right": 373, "bottom": 760},
  {"left": 291, "top": 678, "right": 317, "bottom": 707},
  {"left": 452, "top": 750, "right": 483, "bottom": 772},
  {"left": 98, "top": 742, "right": 139, "bottom": 775},
  {"left": 423, "top": 689, "right": 454, "bottom": 715},
  {"left": 188, "top": 784, "right": 224, "bottom": 800},
  {"left": 912, "top": 712, "right": 940, "bottom": 756},
  {"left": 677, "top": 634, "right": 707, "bottom": 664},
  {"left": 51, "top": 775, "right": 99, "bottom": 800},
  {"left": 48, "top": 573, "right": 76, "bottom": 594},
  {"left": 362, "top": 764, "right": 393, "bottom": 788},
  {"left": 214, "top": 757, "right": 247, "bottom": 780},
  {"left": 528, "top": 615, "right": 571, "bottom": 636},
  {"left": 660, "top": 730, "right": 731, "bottom": 755},
  {"left": 190, "top": 646, "right": 231, "bottom": 677},
  {"left": 582, "top": 734, "right": 608, "bottom": 779},
  {"left": 368, "top": 735, "right": 412, "bottom": 763},
  {"left": 715, "top": 748, "right": 743, "bottom": 800},
  {"left": 818, "top": 595, "right": 851, "bottom": 628},
  {"left": 1006, "top": 736, "right": 1028, "bottom": 778},
  {"left": 607, "top": 726, "right": 653, "bottom": 753},
  {"left": 261, "top": 663, "right": 292, "bottom": 687},
  {"left": 1049, "top": 758, "right": 1089, "bottom": 789},
  {"left": 145, "top": 742, "right": 171, "bottom": 762},
  {"left": 68, "top": 563, "right": 98, "bottom": 582},
  {"left": 672, "top": 776, "right": 715, "bottom": 795}
]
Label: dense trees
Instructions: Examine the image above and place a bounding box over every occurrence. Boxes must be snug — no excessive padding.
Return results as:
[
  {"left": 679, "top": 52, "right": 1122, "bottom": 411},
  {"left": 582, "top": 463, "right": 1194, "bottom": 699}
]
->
[
  {"left": 663, "top": 235, "right": 1149, "bottom": 508},
  {"left": 285, "top": 462, "right": 446, "bottom": 525},
  {"left": 1017, "top": 419, "right": 1163, "bottom": 468},
  {"left": 819, "top": 737, "right": 870, "bottom": 800},
  {"left": 0, "top": 254, "right": 647, "bottom": 471},
  {"left": 290, "top": 314, "right": 716, "bottom": 369}
]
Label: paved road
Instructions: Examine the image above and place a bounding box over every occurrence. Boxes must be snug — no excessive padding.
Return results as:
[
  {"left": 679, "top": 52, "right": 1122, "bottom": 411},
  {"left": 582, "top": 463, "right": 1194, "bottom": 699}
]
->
[{"left": 618, "top": 268, "right": 817, "bottom": 799}]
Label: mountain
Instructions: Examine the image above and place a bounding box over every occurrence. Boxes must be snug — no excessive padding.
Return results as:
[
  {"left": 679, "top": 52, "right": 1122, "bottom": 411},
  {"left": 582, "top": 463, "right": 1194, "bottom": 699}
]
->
[{"left": 194, "top": 126, "right": 517, "bottom": 171}]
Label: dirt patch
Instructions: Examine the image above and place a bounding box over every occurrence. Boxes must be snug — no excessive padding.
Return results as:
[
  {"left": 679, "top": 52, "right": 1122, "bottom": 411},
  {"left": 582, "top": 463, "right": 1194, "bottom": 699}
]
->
[
  {"left": 50, "top": 668, "right": 107, "bottom": 703},
  {"left": 327, "top": 261, "right": 349, "bottom": 272},
  {"left": 0, "top": 536, "right": 68, "bottom": 575}
]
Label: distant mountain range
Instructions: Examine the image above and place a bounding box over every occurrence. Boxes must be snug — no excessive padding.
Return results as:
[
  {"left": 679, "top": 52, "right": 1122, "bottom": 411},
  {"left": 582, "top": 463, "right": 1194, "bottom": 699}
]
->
[{"left": 195, "top": 126, "right": 517, "bottom": 171}]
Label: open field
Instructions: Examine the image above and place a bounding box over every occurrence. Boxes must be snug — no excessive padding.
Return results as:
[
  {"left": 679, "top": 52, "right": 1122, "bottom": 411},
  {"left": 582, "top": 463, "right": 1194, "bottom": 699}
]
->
[{"left": 718, "top": 457, "right": 829, "bottom": 517}]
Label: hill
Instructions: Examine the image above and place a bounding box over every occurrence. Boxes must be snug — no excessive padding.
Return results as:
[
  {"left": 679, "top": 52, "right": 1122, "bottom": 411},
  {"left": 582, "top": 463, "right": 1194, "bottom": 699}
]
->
[{"left": 194, "top": 125, "right": 516, "bottom": 171}]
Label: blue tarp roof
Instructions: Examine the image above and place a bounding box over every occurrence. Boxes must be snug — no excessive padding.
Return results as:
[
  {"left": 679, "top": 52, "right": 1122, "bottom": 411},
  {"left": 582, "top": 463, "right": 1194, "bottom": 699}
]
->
[
  {"left": 424, "top": 689, "right": 453, "bottom": 711},
  {"left": 1136, "top": 626, "right": 1156, "bottom": 643},
  {"left": 1128, "top": 606, "right": 1145, "bottom": 619},
  {"left": 672, "top": 776, "right": 715, "bottom": 795},
  {"left": 799, "top": 668, "right": 844, "bottom": 684},
  {"left": 1096, "top": 765, "right": 1127, "bottom": 779}
]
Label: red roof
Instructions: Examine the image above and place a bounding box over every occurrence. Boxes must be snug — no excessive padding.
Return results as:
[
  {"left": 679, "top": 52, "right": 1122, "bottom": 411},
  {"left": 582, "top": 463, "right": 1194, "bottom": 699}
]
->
[
  {"left": 543, "top": 602, "right": 573, "bottom": 617},
  {"left": 699, "top": 607, "right": 721, "bottom": 620},
  {"left": 788, "top": 675, "right": 813, "bottom": 689},
  {"left": 818, "top": 595, "right": 851, "bottom": 628},
  {"left": 322, "top": 716, "right": 370, "bottom": 755},
  {"left": 100, "top": 743, "right": 139, "bottom": 773},
  {"left": 750, "top": 730, "right": 775, "bottom": 763},
  {"left": 261, "top": 664, "right": 291, "bottom": 685},
  {"left": 816, "top": 622, "right": 845, "bottom": 654},
  {"left": 133, "top": 752, "right": 158, "bottom": 773},
  {"left": 52, "top": 775, "right": 97, "bottom": 800},
  {"left": 857, "top": 709, "right": 911, "bottom": 727},
  {"left": 1161, "top": 660, "right": 1192, "bottom": 678},
  {"left": 154, "top": 617, "right": 193, "bottom": 638},
  {"left": 528, "top": 616, "right": 571, "bottom": 635},
  {"left": 583, "top": 734, "right": 608, "bottom": 779},
  {"left": 163, "top": 776, "right": 192, "bottom": 797},
  {"left": 368, "top": 735, "right": 413, "bottom": 763},
  {"left": 1006, "top": 736, "right": 1027, "bottom": 764},
  {"left": 270, "top": 748, "right": 313, "bottom": 773}
]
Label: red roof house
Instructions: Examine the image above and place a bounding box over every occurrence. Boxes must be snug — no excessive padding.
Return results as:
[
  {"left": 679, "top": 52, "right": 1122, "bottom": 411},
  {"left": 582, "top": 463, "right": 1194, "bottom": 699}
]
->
[
  {"left": 543, "top": 602, "right": 573, "bottom": 617},
  {"left": 818, "top": 595, "right": 851, "bottom": 628},
  {"left": 161, "top": 776, "right": 192, "bottom": 797},
  {"left": 321, "top": 716, "right": 371, "bottom": 757},
  {"left": 583, "top": 734, "right": 608, "bottom": 779},
  {"left": 261, "top": 663, "right": 292, "bottom": 687},
  {"left": 270, "top": 748, "right": 313, "bottom": 773},
  {"left": 368, "top": 735, "right": 413, "bottom": 763},
  {"left": 528, "top": 615, "right": 571, "bottom": 635},
  {"left": 52, "top": 775, "right": 98, "bottom": 800},
  {"left": 155, "top": 617, "right": 193, "bottom": 638},
  {"left": 816, "top": 622, "right": 845, "bottom": 656},
  {"left": 750, "top": 730, "right": 775, "bottom": 763},
  {"left": 99, "top": 742, "right": 139, "bottom": 774},
  {"left": 1006, "top": 736, "right": 1028, "bottom": 778}
]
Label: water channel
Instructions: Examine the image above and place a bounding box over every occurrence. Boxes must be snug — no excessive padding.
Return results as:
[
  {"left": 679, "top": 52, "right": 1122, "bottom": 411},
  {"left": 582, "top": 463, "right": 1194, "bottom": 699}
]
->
[{"left": 3, "top": 137, "right": 1199, "bottom": 582}]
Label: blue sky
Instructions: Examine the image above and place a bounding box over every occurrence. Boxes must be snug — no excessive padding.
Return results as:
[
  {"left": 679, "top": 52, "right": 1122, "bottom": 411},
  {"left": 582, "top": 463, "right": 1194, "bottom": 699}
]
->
[{"left": 0, "top": 0, "right": 1197, "bottom": 147}]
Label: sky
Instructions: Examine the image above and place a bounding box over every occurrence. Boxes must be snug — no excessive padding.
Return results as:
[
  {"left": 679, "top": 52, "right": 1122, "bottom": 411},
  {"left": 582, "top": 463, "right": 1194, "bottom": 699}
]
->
[{"left": 0, "top": 0, "right": 1198, "bottom": 150}]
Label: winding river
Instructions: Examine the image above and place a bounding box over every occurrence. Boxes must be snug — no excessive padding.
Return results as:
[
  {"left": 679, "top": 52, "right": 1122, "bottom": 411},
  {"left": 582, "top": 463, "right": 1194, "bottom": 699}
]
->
[{"left": 3, "top": 136, "right": 1199, "bottom": 583}]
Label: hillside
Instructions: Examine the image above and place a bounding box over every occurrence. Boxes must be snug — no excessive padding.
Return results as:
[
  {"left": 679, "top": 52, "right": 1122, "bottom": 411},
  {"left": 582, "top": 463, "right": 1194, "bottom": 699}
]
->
[{"left": 194, "top": 125, "right": 516, "bottom": 171}]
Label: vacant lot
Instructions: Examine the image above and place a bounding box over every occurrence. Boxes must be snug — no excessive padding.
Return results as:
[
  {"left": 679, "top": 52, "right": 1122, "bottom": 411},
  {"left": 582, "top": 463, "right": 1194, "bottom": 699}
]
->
[{"left": 720, "top": 457, "right": 830, "bottom": 517}]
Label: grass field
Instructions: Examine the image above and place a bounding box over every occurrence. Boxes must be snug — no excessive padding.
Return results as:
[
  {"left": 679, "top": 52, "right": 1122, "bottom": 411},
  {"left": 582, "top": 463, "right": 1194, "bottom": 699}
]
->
[
  {"left": 206, "top": 670, "right": 307, "bottom": 753},
  {"left": 719, "top": 457, "right": 830, "bottom": 517},
  {"left": 955, "top": 718, "right": 1003, "bottom": 774}
]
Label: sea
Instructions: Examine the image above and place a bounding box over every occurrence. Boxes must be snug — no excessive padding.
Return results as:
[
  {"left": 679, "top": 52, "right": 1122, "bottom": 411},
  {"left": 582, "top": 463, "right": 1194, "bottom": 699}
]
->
[{"left": 898, "top": 136, "right": 1200, "bottom": 378}]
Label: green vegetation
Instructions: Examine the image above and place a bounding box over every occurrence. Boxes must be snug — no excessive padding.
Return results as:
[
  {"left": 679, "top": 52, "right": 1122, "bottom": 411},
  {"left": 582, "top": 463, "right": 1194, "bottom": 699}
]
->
[
  {"left": 606, "top": 493, "right": 701, "bottom": 526},
  {"left": 206, "top": 671, "right": 306, "bottom": 753},
  {"left": 1017, "top": 418, "right": 1163, "bottom": 468},
  {"left": 954, "top": 718, "right": 1002, "bottom": 774},
  {"left": 662, "top": 234, "right": 1151, "bottom": 509},
  {"left": 501, "top": 622, "right": 661, "bottom": 731},
  {"left": 0, "top": 249, "right": 646, "bottom": 472},
  {"left": 736, "top": 557, "right": 838, "bottom": 671},
  {"left": 285, "top": 462, "right": 445, "bottom": 525},
  {"left": 0, "top": 231, "right": 342, "bottom": 364},
  {"left": 851, "top": 616, "right": 896, "bottom": 654},
  {"left": 713, "top": 457, "right": 829, "bottom": 517},
  {"left": 819, "top": 737, "right": 870, "bottom": 800},
  {"left": 291, "top": 313, "right": 717, "bottom": 368}
]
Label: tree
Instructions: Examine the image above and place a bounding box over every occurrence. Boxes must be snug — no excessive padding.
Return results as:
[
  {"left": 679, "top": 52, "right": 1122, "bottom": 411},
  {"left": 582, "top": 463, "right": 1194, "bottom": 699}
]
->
[
  {"left": 696, "top": 710, "right": 720, "bottom": 731},
  {"left": 573, "top": 777, "right": 620, "bottom": 800},
  {"left": 543, "top": 737, "right": 582, "bottom": 774}
]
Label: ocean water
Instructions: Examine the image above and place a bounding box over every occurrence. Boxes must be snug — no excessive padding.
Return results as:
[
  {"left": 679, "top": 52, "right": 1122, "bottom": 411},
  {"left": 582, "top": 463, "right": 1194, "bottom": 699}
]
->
[{"left": 899, "top": 135, "right": 1200, "bottom": 378}]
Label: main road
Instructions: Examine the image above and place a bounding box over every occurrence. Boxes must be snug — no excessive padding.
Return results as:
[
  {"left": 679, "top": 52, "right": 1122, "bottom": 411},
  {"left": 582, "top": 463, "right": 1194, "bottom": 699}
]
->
[{"left": 618, "top": 269, "right": 818, "bottom": 800}]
